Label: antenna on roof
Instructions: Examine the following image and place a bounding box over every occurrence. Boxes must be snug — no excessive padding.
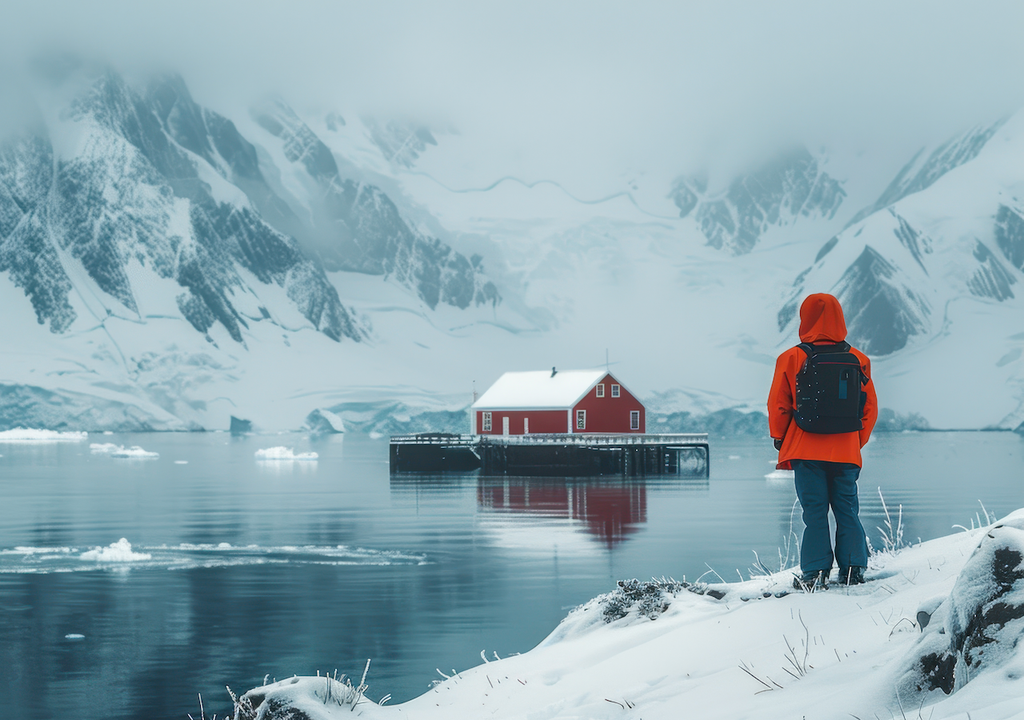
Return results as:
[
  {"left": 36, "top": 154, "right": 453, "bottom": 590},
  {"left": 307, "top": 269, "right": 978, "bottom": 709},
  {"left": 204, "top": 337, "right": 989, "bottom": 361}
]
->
[{"left": 551, "top": 366, "right": 557, "bottom": 378}]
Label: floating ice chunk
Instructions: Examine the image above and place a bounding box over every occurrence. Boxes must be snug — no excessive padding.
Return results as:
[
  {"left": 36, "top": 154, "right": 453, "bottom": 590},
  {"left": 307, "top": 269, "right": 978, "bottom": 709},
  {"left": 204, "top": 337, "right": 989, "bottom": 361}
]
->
[
  {"left": 255, "top": 446, "right": 318, "bottom": 461},
  {"left": 65, "top": 634, "right": 85, "bottom": 640},
  {"left": 110, "top": 446, "right": 159, "bottom": 459},
  {"left": 765, "top": 470, "right": 795, "bottom": 481},
  {"left": 0, "top": 428, "right": 88, "bottom": 443},
  {"left": 80, "top": 538, "right": 152, "bottom": 562},
  {"left": 91, "top": 443, "right": 158, "bottom": 458},
  {"left": 4, "top": 546, "right": 75, "bottom": 556},
  {"left": 174, "top": 460, "right": 188, "bottom": 465}
]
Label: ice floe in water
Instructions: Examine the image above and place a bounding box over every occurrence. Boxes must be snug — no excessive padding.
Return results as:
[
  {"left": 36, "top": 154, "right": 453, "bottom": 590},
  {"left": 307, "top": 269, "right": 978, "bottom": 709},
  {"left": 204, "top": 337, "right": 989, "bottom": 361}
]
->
[
  {"left": 0, "top": 541, "right": 426, "bottom": 573},
  {"left": 765, "top": 469, "right": 795, "bottom": 482},
  {"left": 64, "top": 634, "right": 85, "bottom": 641},
  {"left": 255, "top": 446, "right": 318, "bottom": 461},
  {"left": 111, "top": 446, "right": 159, "bottom": 459},
  {"left": 80, "top": 538, "right": 152, "bottom": 562},
  {"left": 91, "top": 443, "right": 159, "bottom": 458},
  {"left": 0, "top": 428, "right": 88, "bottom": 443}
]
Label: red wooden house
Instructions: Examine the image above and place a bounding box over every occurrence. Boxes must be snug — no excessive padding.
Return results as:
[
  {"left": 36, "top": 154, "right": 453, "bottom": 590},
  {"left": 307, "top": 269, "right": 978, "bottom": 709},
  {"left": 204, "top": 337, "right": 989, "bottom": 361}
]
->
[{"left": 471, "top": 368, "right": 645, "bottom": 435}]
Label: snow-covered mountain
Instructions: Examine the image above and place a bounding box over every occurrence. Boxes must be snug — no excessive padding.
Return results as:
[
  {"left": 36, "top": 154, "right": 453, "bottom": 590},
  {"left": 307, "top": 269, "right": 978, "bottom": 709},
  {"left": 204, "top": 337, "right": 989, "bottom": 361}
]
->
[
  {"left": 670, "top": 147, "right": 847, "bottom": 255},
  {"left": 779, "top": 117, "right": 1024, "bottom": 429},
  {"left": 1, "top": 60, "right": 1023, "bottom": 433}
]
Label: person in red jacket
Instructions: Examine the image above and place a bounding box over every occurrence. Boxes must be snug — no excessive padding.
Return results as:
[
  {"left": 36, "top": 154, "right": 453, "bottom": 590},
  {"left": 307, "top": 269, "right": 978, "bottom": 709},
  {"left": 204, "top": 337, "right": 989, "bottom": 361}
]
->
[{"left": 768, "top": 293, "right": 878, "bottom": 588}]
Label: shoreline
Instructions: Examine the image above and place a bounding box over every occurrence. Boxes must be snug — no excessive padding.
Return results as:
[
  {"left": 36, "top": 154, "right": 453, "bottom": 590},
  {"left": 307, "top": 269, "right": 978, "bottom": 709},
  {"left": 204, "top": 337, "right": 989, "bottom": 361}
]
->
[{"left": 231, "top": 508, "right": 1024, "bottom": 720}]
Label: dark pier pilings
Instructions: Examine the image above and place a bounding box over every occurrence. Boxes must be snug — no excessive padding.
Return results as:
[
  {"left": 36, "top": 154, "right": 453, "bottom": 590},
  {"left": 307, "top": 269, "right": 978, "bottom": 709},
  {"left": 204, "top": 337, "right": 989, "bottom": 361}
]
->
[{"left": 389, "top": 433, "right": 710, "bottom": 477}]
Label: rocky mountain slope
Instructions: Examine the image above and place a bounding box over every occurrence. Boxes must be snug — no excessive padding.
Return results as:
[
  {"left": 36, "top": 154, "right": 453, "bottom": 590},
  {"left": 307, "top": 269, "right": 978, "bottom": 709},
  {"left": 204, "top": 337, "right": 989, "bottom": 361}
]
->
[{"left": 1, "top": 60, "right": 1023, "bottom": 432}]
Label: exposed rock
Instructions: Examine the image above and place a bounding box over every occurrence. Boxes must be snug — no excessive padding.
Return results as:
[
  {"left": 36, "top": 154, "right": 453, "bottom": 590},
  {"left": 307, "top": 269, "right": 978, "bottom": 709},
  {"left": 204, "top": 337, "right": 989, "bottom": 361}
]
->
[
  {"left": 252, "top": 101, "right": 499, "bottom": 310},
  {"left": 672, "top": 147, "right": 845, "bottom": 255},
  {"left": 832, "top": 245, "right": 930, "bottom": 356},
  {"left": 363, "top": 118, "right": 438, "bottom": 168},
  {"left": 896, "top": 511, "right": 1024, "bottom": 699},
  {"left": 233, "top": 675, "right": 373, "bottom": 720},
  {"left": 847, "top": 120, "right": 1005, "bottom": 227},
  {"left": 968, "top": 239, "right": 1016, "bottom": 301},
  {"left": 230, "top": 416, "right": 253, "bottom": 434},
  {"left": 995, "top": 204, "right": 1024, "bottom": 272},
  {"left": 0, "top": 69, "right": 364, "bottom": 344}
]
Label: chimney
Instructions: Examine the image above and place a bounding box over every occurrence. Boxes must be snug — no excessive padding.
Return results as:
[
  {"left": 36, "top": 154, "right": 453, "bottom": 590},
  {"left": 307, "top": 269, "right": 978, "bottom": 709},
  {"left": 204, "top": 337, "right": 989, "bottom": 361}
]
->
[{"left": 551, "top": 366, "right": 557, "bottom": 378}]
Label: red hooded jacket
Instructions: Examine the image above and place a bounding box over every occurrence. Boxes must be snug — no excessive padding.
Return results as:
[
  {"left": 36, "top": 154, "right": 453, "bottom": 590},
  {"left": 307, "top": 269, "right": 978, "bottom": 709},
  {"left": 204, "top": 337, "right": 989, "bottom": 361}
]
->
[{"left": 768, "top": 293, "right": 878, "bottom": 469}]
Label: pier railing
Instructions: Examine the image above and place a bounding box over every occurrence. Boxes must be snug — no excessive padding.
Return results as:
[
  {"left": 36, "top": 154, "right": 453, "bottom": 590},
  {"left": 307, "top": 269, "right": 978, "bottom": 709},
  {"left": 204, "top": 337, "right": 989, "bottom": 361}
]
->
[
  {"left": 477, "top": 432, "right": 708, "bottom": 447},
  {"left": 389, "top": 432, "right": 708, "bottom": 446}
]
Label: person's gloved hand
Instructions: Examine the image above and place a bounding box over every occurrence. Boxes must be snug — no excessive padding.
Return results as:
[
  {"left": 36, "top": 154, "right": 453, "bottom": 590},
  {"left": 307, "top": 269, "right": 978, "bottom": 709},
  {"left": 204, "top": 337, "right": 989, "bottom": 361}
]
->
[{"left": 773, "top": 438, "right": 783, "bottom": 451}]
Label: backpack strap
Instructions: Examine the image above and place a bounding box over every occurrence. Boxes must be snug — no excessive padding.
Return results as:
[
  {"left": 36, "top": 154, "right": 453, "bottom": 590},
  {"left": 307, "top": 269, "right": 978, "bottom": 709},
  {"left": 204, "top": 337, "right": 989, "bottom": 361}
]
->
[{"left": 798, "top": 341, "right": 851, "bottom": 356}]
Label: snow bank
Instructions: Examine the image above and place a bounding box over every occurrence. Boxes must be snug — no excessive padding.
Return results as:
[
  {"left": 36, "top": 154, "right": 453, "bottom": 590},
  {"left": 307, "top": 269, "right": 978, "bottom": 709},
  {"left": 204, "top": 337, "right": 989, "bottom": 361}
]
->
[
  {"left": 233, "top": 510, "right": 1024, "bottom": 720},
  {"left": 255, "top": 446, "right": 318, "bottom": 461},
  {"left": 0, "top": 428, "right": 87, "bottom": 443},
  {"left": 80, "top": 539, "right": 151, "bottom": 562}
]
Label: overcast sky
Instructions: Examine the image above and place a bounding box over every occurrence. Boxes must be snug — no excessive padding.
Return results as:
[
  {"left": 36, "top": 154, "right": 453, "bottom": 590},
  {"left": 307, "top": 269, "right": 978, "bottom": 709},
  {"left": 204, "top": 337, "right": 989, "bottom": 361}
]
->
[{"left": 4, "top": 0, "right": 1024, "bottom": 181}]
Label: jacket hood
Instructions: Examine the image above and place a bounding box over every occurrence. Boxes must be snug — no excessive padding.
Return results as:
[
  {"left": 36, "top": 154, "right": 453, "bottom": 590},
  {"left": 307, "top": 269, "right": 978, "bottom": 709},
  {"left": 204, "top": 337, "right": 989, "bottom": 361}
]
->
[{"left": 798, "top": 293, "right": 848, "bottom": 343}]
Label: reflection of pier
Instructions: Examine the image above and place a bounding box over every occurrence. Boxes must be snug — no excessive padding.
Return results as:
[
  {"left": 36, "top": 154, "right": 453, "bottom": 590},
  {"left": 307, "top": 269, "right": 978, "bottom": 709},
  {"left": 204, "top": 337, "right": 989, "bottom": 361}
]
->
[
  {"left": 477, "top": 477, "right": 647, "bottom": 548},
  {"left": 389, "top": 433, "right": 709, "bottom": 477}
]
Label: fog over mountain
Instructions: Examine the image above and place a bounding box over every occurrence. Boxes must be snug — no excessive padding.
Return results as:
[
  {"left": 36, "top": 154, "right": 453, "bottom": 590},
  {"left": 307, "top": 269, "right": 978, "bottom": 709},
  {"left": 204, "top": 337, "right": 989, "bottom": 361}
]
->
[{"left": 2, "top": 2, "right": 1024, "bottom": 433}]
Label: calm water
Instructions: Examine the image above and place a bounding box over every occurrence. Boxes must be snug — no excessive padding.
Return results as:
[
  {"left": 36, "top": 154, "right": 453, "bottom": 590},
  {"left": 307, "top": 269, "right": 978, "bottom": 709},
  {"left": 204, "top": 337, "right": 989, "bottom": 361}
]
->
[{"left": 1, "top": 431, "right": 1022, "bottom": 719}]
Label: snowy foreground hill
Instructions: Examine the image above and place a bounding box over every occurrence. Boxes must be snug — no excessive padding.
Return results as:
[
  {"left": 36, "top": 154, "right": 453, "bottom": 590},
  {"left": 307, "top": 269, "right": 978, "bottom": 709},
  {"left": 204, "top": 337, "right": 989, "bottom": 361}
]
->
[
  {"left": 2, "top": 61, "right": 1024, "bottom": 431},
  {"left": 232, "top": 510, "right": 1024, "bottom": 720}
]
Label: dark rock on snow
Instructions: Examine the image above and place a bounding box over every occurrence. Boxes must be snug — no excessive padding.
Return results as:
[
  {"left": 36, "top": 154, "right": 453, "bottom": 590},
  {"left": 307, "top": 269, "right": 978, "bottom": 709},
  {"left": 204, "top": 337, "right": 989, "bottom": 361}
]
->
[{"left": 897, "top": 513, "right": 1024, "bottom": 699}]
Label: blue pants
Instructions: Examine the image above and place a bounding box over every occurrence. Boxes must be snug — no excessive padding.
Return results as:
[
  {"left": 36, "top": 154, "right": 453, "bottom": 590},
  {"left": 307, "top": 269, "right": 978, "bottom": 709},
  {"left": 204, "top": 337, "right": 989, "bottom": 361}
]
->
[{"left": 792, "top": 460, "right": 869, "bottom": 573}]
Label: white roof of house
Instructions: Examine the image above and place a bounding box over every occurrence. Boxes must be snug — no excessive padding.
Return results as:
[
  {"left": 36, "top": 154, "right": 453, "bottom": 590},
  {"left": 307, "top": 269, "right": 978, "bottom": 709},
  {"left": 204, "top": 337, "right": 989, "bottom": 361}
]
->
[{"left": 472, "top": 369, "right": 608, "bottom": 410}]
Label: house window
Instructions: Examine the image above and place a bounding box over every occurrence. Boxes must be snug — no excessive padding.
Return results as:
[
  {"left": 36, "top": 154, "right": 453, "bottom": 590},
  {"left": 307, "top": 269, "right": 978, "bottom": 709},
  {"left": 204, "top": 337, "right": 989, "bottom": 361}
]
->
[
  {"left": 576, "top": 409, "right": 586, "bottom": 430},
  {"left": 611, "top": 384, "right": 621, "bottom": 398},
  {"left": 596, "top": 383, "right": 605, "bottom": 398},
  {"left": 482, "top": 412, "right": 492, "bottom": 432},
  {"left": 630, "top": 410, "right": 640, "bottom": 430}
]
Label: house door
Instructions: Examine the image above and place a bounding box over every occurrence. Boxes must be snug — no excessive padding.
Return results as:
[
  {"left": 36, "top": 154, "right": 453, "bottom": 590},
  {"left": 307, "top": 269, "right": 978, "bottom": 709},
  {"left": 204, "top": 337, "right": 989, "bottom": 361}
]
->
[
  {"left": 523, "top": 417, "right": 529, "bottom": 434},
  {"left": 502, "top": 416, "right": 509, "bottom": 435}
]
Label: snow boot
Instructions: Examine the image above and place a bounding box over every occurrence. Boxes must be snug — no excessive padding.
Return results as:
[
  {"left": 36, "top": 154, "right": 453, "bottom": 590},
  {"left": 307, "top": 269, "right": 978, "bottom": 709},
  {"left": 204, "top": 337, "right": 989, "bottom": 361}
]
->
[
  {"left": 792, "top": 569, "right": 829, "bottom": 592},
  {"left": 836, "top": 566, "right": 866, "bottom": 586}
]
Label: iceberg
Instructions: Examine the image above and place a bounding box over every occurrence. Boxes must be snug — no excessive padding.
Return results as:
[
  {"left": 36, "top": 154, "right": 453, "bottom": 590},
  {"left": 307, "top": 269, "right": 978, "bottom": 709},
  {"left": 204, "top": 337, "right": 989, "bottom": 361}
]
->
[{"left": 255, "top": 446, "right": 319, "bottom": 461}]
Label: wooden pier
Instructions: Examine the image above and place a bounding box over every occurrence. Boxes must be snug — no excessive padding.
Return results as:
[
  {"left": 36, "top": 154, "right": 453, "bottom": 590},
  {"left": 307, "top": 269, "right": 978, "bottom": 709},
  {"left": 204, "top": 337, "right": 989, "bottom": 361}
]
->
[{"left": 389, "top": 433, "right": 709, "bottom": 477}]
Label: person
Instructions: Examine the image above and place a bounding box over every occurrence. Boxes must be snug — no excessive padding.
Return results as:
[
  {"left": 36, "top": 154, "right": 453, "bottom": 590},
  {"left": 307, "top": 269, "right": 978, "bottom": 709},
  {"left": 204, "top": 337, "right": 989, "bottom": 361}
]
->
[{"left": 768, "top": 293, "right": 878, "bottom": 589}]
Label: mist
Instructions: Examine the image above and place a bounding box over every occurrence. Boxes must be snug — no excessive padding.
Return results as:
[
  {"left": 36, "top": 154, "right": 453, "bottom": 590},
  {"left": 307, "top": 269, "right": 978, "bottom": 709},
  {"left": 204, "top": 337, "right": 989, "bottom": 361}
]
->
[{"left": 4, "top": 0, "right": 1024, "bottom": 187}]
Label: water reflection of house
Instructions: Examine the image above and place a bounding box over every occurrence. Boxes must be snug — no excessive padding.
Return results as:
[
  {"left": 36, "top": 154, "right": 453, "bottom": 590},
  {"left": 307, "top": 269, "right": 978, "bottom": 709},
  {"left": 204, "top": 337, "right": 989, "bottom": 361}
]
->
[{"left": 477, "top": 478, "right": 647, "bottom": 548}]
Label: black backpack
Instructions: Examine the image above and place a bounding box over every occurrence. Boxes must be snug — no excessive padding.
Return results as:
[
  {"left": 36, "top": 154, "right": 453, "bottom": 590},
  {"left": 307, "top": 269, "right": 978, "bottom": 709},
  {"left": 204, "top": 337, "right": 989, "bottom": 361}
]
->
[{"left": 793, "top": 342, "right": 866, "bottom": 434}]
